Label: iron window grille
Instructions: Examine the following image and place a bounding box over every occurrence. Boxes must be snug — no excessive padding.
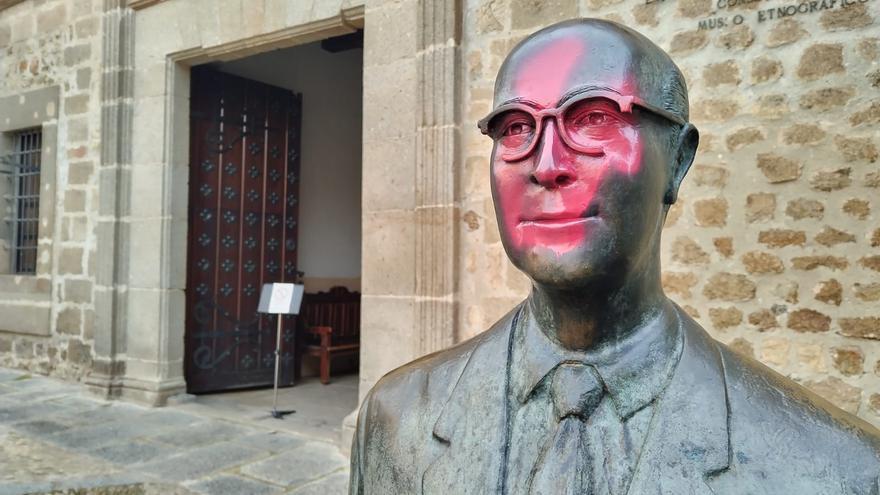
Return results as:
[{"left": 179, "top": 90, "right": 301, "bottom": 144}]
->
[{"left": 2, "top": 129, "right": 42, "bottom": 275}]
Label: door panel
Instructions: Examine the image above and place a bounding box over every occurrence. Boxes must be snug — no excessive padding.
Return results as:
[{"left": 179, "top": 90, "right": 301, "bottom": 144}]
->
[{"left": 186, "top": 67, "right": 302, "bottom": 394}]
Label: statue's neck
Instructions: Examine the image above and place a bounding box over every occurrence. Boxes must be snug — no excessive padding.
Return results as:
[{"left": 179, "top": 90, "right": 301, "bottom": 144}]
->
[{"left": 526, "top": 267, "right": 667, "bottom": 351}]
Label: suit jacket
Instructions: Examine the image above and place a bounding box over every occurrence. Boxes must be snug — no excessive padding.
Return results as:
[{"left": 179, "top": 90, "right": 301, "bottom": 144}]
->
[{"left": 350, "top": 302, "right": 880, "bottom": 494}]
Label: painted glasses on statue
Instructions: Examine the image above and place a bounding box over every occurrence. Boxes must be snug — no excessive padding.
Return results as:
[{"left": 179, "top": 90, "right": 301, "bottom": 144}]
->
[{"left": 478, "top": 88, "right": 687, "bottom": 162}]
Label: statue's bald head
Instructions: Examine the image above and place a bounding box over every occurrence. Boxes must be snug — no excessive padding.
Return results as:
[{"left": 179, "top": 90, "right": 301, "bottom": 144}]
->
[{"left": 493, "top": 18, "right": 690, "bottom": 126}]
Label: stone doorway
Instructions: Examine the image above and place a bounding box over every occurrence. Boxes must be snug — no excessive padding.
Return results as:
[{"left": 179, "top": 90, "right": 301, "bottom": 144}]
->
[{"left": 183, "top": 34, "right": 364, "bottom": 417}]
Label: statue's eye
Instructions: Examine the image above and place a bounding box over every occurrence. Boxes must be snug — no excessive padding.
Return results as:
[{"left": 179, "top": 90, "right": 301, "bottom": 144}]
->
[
  {"left": 503, "top": 121, "right": 533, "bottom": 136},
  {"left": 585, "top": 111, "right": 609, "bottom": 126}
]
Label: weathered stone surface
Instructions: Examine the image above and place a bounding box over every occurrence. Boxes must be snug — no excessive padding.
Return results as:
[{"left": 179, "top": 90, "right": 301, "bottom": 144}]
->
[
  {"left": 854, "top": 283, "right": 880, "bottom": 302},
  {"left": 832, "top": 347, "right": 864, "bottom": 376},
  {"left": 59, "top": 247, "right": 84, "bottom": 275},
  {"left": 703, "top": 60, "right": 740, "bottom": 87},
  {"left": 820, "top": 3, "right": 873, "bottom": 30},
  {"left": 861, "top": 256, "right": 880, "bottom": 272},
  {"left": 692, "top": 98, "right": 739, "bottom": 122},
  {"left": 804, "top": 377, "right": 862, "bottom": 414},
  {"left": 798, "top": 344, "right": 827, "bottom": 373},
  {"left": 66, "top": 339, "right": 92, "bottom": 366},
  {"left": 814, "top": 279, "right": 843, "bottom": 306},
  {"left": 840, "top": 317, "right": 880, "bottom": 340},
  {"left": 671, "top": 236, "right": 710, "bottom": 264},
  {"left": 866, "top": 171, "right": 880, "bottom": 188},
  {"left": 510, "top": 0, "right": 578, "bottom": 29},
  {"left": 745, "top": 193, "right": 775, "bottom": 223},
  {"left": 188, "top": 475, "right": 282, "bottom": 495},
  {"left": 811, "top": 168, "right": 852, "bottom": 191},
  {"left": 748, "top": 309, "right": 778, "bottom": 331},
  {"left": 713, "top": 237, "right": 734, "bottom": 257},
  {"left": 785, "top": 198, "right": 824, "bottom": 220},
  {"left": 726, "top": 127, "right": 764, "bottom": 151},
  {"left": 56, "top": 308, "right": 82, "bottom": 335},
  {"left": 843, "top": 199, "right": 871, "bottom": 219},
  {"left": 787, "top": 309, "right": 831, "bottom": 332},
  {"left": 742, "top": 251, "right": 784, "bottom": 274},
  {"left": 661, "top": 271, "right": 698, "bottom": 298},
  {"left": 716, "top": 25, "right": 753, "bottom": 50},
  {"left": 476, "top": 0, "right": 506, "bottom": 33},
  {"left": 783, "top": 124, "right": 825, "bottom": 145},
  {"left": 757, "top": 153, "right": 801, "bottom": 183},
  {"left": 815, "top": 226, "right": 856, "bottom": 246},
  {"left": 799, "top": 87, "right": 855, "bottom": 111},
  {"left": 709, "top": 307, "right": 742, "bottom": 329},
  {"left": 691, "top": 165, "right": 729, "bottom": 187},
  {"left": 694, "top": 197, "right": 728, "bottom": 226},
  {"left": 758, "top": 229, "right": 806, "bottom": 248},
  {"left": 703, "top": 272, "right": 756, "bottom": 302},
  {"left": 677, "top": 0, "right": 712, "bottom": 17},
  {"left": 850, "top": 101, "right": 880, "bottom": 126},
  {"left": 775, "top": 281, "right": 799, "bottom": 304},
  {"left": 139, "top": 442, "right": 265, "bottom": 482},
  {"left": 797, "top": 43, "right": 844, "bottom": 80},
  {"left": 835, "top": 136, "right": 879, "bottom": 163},
  {"left": 750, "top": 56, "right": 783, "bottom": 84},
  {"left": 761, "top": 337, "right": 790, "bottom": 368},
  {"left": 870, "top": 394, "right": 880, "bottom": 416},
  {"left": 728, "top": 337, "right": 755, "bottom": 358},
  {"left": 791, "top": 255, "right": 849, "bottom": 271},
  {"left": 669, "top": 29, "right": 708, "bottom": 53},
  {"left": 753, "top": 94, "right": 788, "bottom": 118},
  {"left": 766, "top": 18, "right": 806, "bottom": 47},
  {"left": 632, "top": 3, "right": 659, "bottom": 26},
  {"left": 240, "top": 442, "right": 347, "bottom": 487}
]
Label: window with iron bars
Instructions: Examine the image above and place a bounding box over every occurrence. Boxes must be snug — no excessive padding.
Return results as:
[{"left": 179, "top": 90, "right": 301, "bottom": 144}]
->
[{"left": 2, "top": 129, "right": 42, "bottom": 275}]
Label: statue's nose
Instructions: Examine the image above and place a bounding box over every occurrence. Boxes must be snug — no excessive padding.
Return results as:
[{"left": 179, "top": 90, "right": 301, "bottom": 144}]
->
[{"left": 530, "top": 120, "right": 576, "bottom": 189}]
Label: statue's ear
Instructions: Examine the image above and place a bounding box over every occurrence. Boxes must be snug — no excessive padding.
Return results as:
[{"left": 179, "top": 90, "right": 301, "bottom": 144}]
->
[{"left": 664, "top": 123, "right": 699, "bottom": 205}]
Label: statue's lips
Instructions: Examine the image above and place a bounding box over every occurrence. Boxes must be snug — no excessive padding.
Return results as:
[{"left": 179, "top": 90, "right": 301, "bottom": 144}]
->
[{"left": 517, "top": 210, "right": 599, "bottom": 228}]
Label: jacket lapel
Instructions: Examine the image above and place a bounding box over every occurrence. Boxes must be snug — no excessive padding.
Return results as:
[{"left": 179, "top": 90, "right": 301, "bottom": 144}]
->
[
  {"left": 627, "top": 306, "right": 731, "bottom": 495},
  {"left": 421, "top": 305, "right": 521, "bottom": 495}
]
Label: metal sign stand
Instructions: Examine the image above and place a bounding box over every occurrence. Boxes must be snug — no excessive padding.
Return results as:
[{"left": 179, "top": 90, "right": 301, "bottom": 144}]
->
[
  {"left": 271, "top": 313, "right": 295, "bottom": 419},
  {"left": 257, "top": 282, "right": 305, "bottom": 420}
]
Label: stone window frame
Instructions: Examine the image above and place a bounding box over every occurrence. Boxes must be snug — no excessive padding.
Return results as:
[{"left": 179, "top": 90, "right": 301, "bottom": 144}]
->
[{"left": 0, "top": 86, "right": 60, "bottom": 336}]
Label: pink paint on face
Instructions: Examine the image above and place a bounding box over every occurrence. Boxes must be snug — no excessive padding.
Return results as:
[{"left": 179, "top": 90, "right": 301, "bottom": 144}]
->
[{"left": 493, "top": 37, "right": 644, "bottom": 258}]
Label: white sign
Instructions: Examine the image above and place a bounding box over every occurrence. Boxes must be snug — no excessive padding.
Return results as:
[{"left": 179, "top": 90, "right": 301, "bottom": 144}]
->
[{"left": 257, "top": 283, "right": 304, "bottom": 315}]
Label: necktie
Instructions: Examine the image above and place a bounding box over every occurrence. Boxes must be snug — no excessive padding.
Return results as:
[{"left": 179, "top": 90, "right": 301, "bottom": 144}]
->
[{"left": 529, "top": 362, "right": 604, "bottom": 495}]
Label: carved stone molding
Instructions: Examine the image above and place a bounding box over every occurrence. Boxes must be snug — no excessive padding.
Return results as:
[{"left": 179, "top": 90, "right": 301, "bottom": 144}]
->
[
  {"left": 414, "top": 0, "right": 461, "bottom": 355},
  {"left": 86, "top": 0, "right": 134, "bottom": 399}
]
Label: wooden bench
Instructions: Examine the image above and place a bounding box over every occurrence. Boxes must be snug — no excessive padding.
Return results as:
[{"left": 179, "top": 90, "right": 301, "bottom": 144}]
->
[{"left": 298, "top": 287, "right": 360, "bottom": 385}]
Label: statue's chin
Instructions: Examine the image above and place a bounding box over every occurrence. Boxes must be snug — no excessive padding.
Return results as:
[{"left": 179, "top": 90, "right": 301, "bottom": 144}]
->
[{"left": 509, "top": 244, "right": 620, "bottom": 291}]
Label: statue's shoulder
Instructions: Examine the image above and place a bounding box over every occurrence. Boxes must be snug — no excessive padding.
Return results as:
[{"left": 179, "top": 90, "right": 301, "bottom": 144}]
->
[
  {"left": 367, "top": 304, "right": 520, "bottom": 410},
  {"left": 716, "top": 339, "right": 880, "bottom": 469}
]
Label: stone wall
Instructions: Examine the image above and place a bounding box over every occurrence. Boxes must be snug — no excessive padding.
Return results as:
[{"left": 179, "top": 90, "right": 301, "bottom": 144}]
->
[
  {"left": 0, "top": 0, "right": 104, "bottom": 379},
  {"left": 458, "top": 0, "right": 880, "bottom": 423}
]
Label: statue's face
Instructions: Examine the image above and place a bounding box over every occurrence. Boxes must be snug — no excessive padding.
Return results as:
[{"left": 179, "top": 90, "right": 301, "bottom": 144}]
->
[{"left": 486, "top": 31, "right": 678, "bottom": 288}]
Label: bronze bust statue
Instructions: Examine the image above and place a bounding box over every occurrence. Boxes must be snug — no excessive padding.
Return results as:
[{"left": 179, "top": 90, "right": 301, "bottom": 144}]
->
[{"left": 350, "top": 19, "right": 880, "bottom": 494}]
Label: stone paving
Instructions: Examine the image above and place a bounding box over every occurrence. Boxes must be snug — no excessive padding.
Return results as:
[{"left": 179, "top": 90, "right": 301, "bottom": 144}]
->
[{"left": 0, "top": 367, "right": 350, "bottom": 495}]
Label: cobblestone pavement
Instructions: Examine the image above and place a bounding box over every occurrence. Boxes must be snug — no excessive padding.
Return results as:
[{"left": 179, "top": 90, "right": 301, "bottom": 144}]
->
[{"left": 0, "top": 367, "right": 350, "bottom": 495}]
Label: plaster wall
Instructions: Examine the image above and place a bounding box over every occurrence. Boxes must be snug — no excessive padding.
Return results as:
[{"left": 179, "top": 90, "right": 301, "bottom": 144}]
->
[{"left": 457, "top": 0, "right": 880, "bottom": 425}]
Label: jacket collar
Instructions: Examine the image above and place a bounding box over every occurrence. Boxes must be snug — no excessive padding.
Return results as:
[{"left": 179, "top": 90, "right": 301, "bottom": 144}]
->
[
  {"left": 511, "top": 301, "right": 683, "bottom": 420},
  {"left": 423, "top": 301, "right": 731, "bottom": 494}
]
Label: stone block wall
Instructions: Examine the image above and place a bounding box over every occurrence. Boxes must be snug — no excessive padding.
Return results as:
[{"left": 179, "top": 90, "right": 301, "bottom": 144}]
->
[
  {"left": 0, "top": 0, "right": 104, "bottom": 379},
  {"left": 458, "top": 0, "right": 880, "bottom": 424}
]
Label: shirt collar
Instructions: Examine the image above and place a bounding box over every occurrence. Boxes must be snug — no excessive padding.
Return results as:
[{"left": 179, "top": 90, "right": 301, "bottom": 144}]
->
[{"left": 510, "top": 302, "right": 683, "bottom": 420}]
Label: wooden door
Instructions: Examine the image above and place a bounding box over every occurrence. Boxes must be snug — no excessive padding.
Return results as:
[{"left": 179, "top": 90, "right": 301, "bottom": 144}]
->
[{"left": 185, "top": 67, "right": 302, "bottom": 393}]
